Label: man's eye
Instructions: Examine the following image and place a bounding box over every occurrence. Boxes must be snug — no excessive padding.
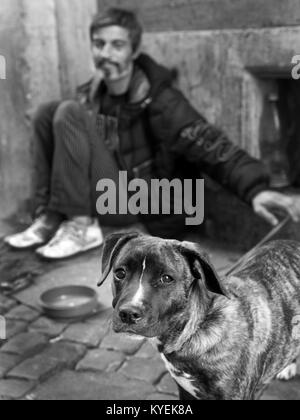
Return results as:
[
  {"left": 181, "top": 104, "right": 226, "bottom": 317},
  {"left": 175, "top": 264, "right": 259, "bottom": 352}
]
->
[
  {"left": 113, "top": 42, "right": 125, "bottom": 50},
  {"left": 114, "top": 269, "right": 126, "bottom": 281},
  {"left": 93, "top": 41, "right": 105, "bottom": 49},
  {"left": 160, "top": 275, "right": 175, "bottom": 285}
]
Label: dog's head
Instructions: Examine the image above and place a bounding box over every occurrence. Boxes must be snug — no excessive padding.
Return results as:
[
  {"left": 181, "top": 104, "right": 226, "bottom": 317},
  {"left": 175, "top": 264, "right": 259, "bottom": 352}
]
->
[{"left": 98, "top": 232, "right": 228, "bottom": 338}]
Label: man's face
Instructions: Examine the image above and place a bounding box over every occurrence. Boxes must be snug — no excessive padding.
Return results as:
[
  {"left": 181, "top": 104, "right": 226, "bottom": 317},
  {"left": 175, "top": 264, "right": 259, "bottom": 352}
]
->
[{"left": 91, "top": 25, "right": 136, "bottom": 81}]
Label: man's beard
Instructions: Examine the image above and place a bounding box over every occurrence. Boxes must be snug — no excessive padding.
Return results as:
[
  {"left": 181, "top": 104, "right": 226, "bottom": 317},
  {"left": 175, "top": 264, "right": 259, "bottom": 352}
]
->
[
  {"left": 96, "top": 60, "right": 134, "bottom": 87},
  {"left": 95, "top": 59, "right": 122, "bottom": 77}
]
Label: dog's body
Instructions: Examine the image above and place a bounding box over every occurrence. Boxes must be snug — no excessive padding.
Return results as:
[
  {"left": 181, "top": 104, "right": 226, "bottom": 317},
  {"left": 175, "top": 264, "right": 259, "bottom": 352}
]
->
[{"left": 99, "top": 233, "right": 300, "bottom": 400}]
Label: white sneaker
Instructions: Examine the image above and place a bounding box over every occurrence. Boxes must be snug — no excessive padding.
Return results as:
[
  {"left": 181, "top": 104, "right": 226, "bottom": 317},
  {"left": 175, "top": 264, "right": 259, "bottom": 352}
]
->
[
  {"left": 36, "top": 219, "right": 103, "bottom": 260},
  {"left": 4, "top": 214, "right": 60, "bottom": 249}
]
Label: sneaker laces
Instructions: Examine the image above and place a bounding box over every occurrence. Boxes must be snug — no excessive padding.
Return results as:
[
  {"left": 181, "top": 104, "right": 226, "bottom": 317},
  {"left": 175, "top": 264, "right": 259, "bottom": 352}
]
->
[{"left": 47, "top": 220, "right": 87, "bottom": 247}]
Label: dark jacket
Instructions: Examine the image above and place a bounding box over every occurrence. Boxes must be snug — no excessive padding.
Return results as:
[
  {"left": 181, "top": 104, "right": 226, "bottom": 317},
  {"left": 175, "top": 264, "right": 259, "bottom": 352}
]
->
[{"left": 77, "top": 54, "right": 270, "bottom": 238}]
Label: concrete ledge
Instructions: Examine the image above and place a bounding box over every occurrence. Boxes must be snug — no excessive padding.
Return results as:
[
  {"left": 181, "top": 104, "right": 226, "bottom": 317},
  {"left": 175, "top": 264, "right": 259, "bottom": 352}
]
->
[{"left": 97, "top": 0, "right": 300, "bottom": 31}]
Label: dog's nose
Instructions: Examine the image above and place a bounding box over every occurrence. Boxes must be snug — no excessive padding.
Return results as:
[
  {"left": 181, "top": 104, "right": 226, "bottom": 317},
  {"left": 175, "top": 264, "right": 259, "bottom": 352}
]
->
[{"left": 119, "top": 306, "right": 143, "bottom": 325}]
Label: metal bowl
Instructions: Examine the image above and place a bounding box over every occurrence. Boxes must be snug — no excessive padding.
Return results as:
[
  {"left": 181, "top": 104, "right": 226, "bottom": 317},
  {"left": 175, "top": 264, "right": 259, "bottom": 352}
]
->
[{"left": 40, "top": 285, "right": 98, "bottom": 319}]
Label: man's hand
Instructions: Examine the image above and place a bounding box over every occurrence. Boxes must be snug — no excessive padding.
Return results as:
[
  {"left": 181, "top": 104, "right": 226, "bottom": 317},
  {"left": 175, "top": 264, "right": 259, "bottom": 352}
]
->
[{"left": 253, "top": 191, "right": 300, "bottom": 226}]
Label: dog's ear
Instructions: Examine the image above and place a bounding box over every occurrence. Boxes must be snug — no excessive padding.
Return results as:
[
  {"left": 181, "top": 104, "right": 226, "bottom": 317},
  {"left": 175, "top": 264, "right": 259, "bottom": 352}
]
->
[
  {"left": 98, "top": 232, "right": 141, "bottom": 287},
  {"left": 179, "top": 241, "right": 228, "bottom": 297}
]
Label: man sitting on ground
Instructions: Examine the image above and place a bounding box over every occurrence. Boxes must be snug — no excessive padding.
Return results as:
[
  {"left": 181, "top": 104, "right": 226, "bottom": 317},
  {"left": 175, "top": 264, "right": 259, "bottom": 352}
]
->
[{"left": 5, "top": 8, "right": 300, "bottom": 259}]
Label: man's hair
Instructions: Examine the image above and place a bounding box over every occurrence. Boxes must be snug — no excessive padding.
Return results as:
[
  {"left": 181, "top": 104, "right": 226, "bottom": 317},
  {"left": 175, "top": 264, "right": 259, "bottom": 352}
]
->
[{"left": 90, "top": 8, "right": 143, "bottom": 53}]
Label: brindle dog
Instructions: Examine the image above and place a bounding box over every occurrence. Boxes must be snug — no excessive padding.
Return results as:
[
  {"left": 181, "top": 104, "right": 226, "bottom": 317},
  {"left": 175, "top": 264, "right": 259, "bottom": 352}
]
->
[{"left": 98, "top": 232, "right": 300, "bottom": 400}]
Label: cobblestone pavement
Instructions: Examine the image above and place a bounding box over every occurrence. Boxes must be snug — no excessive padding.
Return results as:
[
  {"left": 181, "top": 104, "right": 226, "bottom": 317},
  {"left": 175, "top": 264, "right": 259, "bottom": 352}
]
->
[{"left": 0, "top": 226, "right": 300, "bottom": 400}]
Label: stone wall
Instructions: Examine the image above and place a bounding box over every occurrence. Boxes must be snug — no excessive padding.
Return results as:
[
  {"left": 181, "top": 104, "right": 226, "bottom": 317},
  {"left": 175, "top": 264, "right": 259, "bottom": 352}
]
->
[
  {"left": 98, "top": 0, "right": 300, "bottom": 31},
  {"left": 143, "top": 28, "right": 300, "bottom": 156},
  {"left": 0, "top": 0, "right": 97, "bottom": 219}
]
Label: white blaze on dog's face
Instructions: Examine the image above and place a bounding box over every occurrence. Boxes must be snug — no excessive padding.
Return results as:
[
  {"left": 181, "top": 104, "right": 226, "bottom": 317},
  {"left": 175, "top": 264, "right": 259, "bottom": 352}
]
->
[
  {"left": 130, "top": 257, "right": 147, "bottom": 306},
  {"left": 103, "top": 235, "right": 216, "bottom": 338}
]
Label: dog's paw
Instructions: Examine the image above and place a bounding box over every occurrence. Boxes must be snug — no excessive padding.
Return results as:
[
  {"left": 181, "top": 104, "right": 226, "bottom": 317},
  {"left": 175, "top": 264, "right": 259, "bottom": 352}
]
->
[{"left": 277, "top": 363, "right": 297, "bottom": 381}]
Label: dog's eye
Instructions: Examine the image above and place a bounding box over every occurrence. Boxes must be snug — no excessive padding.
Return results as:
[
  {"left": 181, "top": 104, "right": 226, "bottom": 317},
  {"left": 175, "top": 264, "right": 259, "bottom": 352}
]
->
[
  {"left": 114, "top": 269, "right": 126, "bottom": 281},
  {"left": 160, "top": 275, "right": 175, "bottom": 285}
]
